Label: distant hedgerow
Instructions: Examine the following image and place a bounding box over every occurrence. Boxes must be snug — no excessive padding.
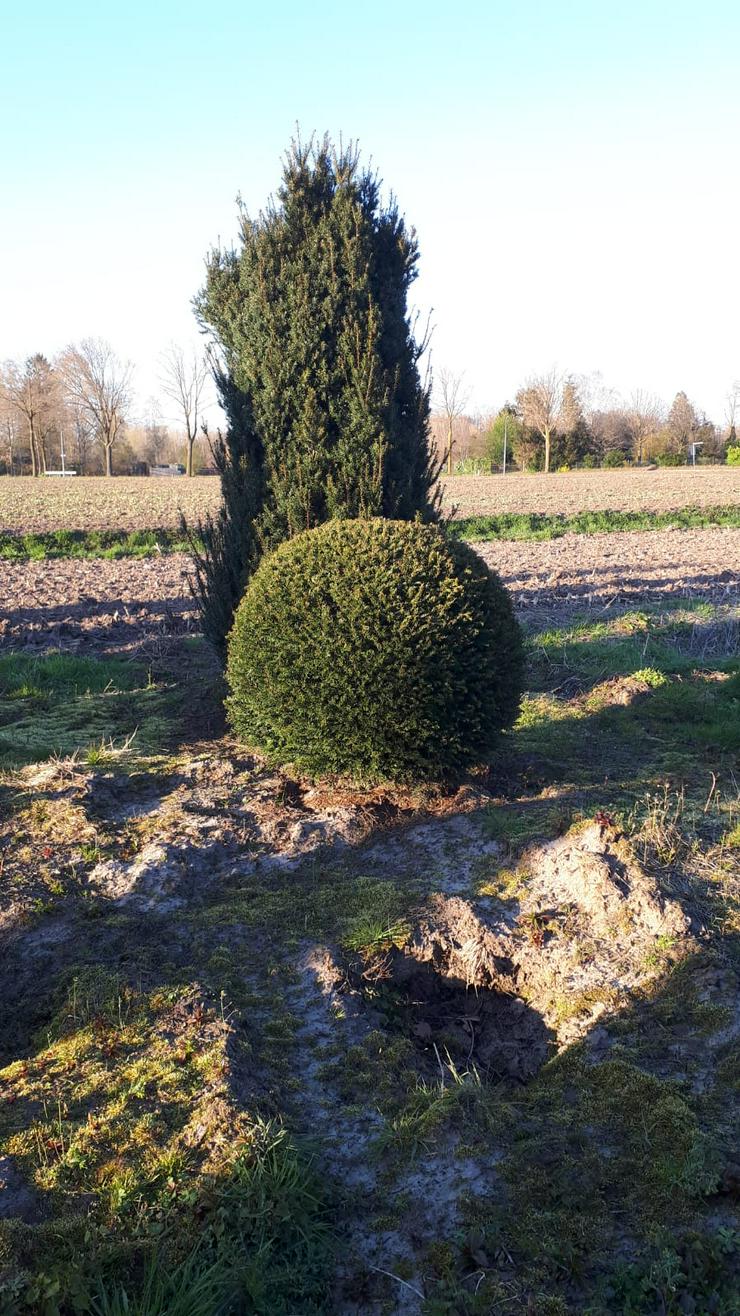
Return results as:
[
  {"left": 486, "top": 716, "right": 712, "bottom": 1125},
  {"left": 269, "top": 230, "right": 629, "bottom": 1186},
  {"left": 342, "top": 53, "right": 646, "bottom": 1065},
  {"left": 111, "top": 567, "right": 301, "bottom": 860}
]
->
[{"left": 226, "top": 518, "right": 524, "bottom": 784}]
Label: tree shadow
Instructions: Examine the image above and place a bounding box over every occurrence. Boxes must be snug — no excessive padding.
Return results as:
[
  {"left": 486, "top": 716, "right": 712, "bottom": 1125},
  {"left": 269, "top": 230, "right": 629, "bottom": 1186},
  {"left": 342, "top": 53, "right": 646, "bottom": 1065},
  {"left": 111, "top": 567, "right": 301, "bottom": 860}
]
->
[
  {"left": 0, "top": 593, "right": 198, "bottom": 658},
  {"left": 473, "top": 941, "right": 740, "bottom": 1310}
]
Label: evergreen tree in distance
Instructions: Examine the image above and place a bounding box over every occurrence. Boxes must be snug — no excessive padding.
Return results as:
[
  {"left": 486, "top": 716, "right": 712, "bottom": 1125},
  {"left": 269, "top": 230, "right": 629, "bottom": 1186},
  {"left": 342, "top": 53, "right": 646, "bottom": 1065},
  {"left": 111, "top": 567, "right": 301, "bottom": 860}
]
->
[{"left": 192, "top": 133, "right": 441, "bottom": 655}]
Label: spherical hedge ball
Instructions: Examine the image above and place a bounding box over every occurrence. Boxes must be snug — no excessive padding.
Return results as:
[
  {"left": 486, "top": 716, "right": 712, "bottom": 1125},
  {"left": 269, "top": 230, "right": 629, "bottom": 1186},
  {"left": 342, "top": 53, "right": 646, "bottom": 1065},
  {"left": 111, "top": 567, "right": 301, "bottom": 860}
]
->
[{"left": 226, "top": 518, "right": 523, "bottom": 783}]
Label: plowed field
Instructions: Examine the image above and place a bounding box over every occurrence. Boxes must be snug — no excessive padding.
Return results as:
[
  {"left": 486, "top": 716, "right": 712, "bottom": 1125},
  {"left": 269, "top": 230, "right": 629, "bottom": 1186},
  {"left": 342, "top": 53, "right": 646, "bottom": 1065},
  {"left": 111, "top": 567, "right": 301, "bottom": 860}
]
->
[{"left": 1, "top": 466, "right": 738, "bottom": 533}]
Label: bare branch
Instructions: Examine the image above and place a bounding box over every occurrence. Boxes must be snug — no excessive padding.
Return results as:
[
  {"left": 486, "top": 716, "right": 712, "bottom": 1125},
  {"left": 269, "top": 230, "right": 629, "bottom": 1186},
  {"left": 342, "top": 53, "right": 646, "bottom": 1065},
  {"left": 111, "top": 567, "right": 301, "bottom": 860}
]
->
[
  {"left": 59, "top": 339, "right": 132, "bottom": 477},
  {"left": 159, "top": 342, "right": 210, "bottom": 475},
  {"left": 515, "top": 366, "right": 566, "bottom": 473},
  {"left": 435, "top": 367, "right": 471, "bottom": 475}
]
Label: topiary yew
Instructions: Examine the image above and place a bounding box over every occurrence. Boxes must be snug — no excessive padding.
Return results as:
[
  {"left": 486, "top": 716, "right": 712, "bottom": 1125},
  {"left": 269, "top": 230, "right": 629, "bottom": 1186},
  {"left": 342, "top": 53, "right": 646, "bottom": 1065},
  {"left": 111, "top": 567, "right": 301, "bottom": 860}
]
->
[
  {"left": 225, "top": 518, "right": 523, "bottom": 783},
  {"left": 191, "top": 135, "right": 440, "bottom": 657}
]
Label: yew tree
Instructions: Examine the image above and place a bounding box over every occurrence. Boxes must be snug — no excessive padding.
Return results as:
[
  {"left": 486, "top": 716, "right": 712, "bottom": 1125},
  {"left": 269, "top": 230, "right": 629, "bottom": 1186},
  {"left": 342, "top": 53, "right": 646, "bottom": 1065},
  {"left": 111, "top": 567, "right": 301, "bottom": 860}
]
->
[{"left": 192, "top": 134, "right": 440, "bottom": 655}]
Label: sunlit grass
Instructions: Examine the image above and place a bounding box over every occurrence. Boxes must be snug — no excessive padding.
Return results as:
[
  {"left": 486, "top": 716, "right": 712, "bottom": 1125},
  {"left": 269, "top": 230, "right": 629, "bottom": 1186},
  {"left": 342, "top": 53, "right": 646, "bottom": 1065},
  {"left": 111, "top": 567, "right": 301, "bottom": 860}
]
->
[
  {"left": 0, "top": 653, "right": 174, "bottom": 767},
  {"left": 0, "top": 528, "right": 196, "bottom": 560},
  {"left": 451, "top": 504, "right": 740, "bottom": 542}
]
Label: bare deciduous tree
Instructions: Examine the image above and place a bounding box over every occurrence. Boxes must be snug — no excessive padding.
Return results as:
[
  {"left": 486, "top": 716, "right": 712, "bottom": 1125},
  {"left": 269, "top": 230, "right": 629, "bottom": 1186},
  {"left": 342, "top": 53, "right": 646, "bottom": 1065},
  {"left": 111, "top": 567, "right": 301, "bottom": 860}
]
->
[
  {"left": 725, "top": 382, "right": 740, "bottom": 442},
  {"left": 0, "top": 373, "right": 24, "bottom": 474},
  {"left": 558, "top": 379, "right": 585, "bottom": 435},
  {"left": 2, "top": 355, "right": 62, "bottom": 476},
  {"left": 65, "top": 398, "right": 97, "bottom": 474},
  {"left": 435, "top": 368, "right": 470, "bottom": 475},
  {"left": 516, "top": 367, "right": 566, "bottom": 473},
  {"left": 61, "top": 339, "right": 132, "bottom": 477},
  {"left": 141, "top": 396, "right": 171, "bottom": 468},
  {"left": 589, "top": 408, "right": 633, "bottom": 462},
  {"left": 628, "top": 390, "right": 664, "bottom": 464},
  {"left": 159, "top": 343, "right": 209, "bottom": 476},
  {"left": 579, "top": 370, "right": 618, "bottom": 419}
]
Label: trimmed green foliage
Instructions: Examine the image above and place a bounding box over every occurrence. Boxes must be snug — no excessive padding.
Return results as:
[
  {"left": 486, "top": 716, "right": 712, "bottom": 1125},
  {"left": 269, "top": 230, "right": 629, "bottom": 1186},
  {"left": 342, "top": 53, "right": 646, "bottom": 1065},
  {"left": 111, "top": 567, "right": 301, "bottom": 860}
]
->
[
  {"left": 191, "top": 135, "right": 440, "bottom": 656},
  {"left": 450, "top": 503, "right": 740, "bottom": 542},
  {"left": 226, "top": 518, "right": 523, "bottom": 783},
  {"left": 727, "top": 445, "right": 740, "bottom": 465}
]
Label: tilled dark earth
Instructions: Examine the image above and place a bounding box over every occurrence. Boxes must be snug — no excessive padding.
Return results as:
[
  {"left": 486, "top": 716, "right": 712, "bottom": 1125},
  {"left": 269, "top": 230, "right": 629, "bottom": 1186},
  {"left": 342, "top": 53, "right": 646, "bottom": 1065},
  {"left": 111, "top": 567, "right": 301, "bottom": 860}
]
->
[
  {"left": 476, "top": 527, "right": 739, "bottom": 612},
  {"left": 0, "top": 555, "right": 197, "bottom": 655},
  {"left": 1, "top": 528, "right": 737, "bottom": 655}
]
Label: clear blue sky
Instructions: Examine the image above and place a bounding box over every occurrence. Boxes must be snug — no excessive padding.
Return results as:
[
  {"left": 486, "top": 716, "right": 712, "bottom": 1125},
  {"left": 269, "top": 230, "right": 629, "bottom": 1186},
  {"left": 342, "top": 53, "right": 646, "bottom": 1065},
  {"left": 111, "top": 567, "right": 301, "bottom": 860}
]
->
[{"left": 1, "top": 0, "right": 739, "bottom": 424}]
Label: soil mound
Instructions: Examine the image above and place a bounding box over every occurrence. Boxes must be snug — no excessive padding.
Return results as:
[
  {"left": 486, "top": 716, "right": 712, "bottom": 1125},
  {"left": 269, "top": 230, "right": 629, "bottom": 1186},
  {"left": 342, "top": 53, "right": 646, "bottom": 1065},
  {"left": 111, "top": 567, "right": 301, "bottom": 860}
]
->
[{"left": 346, "top": 823, "right": 691, "bottom": 1075}]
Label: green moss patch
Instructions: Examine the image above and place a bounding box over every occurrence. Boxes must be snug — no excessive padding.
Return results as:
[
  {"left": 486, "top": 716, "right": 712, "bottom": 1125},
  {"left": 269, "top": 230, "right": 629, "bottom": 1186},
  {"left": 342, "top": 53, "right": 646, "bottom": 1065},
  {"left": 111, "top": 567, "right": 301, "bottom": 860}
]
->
[
  {"left": 0, "top": 973, "right": 333, "bottom": 1314},
  {"left": 0, "top": 654, "right": 177, "bottom": 768}
]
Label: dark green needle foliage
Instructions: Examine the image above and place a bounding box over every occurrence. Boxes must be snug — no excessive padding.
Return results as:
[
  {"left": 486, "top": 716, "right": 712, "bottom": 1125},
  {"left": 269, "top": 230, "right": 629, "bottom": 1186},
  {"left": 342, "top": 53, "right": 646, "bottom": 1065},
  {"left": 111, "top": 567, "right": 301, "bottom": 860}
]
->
[
  {"left": 192, "top": 134, "right": 441, "bottom": 655},
  {"left": 226, "top": 518, "right": 524, "bottom": 784}
]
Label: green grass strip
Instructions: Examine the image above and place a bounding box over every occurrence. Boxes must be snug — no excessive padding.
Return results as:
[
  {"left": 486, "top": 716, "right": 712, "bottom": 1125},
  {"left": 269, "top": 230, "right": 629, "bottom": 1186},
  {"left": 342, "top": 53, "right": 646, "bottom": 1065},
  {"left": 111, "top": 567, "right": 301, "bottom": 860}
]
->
[
  {"left": 0, "top": 527, "right": 201, "bottom": 559},
  {"left": 0, "top": 504, "right": 738, "bottom": 558},
  {"left": 448, "top": 504, "right": 740, "bottom": 541}
]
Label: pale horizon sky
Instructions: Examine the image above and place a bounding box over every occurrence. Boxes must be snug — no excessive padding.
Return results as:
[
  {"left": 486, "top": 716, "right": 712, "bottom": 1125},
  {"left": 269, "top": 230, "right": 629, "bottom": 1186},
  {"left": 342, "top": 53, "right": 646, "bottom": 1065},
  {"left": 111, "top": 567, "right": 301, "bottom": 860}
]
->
[{"left": 1, "top": 0, "right": 739, "bottom": 429}]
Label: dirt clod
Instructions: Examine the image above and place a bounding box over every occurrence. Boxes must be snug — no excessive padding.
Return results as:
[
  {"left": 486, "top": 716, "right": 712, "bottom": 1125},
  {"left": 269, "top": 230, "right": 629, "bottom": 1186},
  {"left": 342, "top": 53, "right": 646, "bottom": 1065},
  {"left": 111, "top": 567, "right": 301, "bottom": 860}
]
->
[
  {"left": 534, "top": 823, "right": 690, "bottom": 941},
  {"left": 348, "top": 822, "right": 694, "bottom": 1078}
]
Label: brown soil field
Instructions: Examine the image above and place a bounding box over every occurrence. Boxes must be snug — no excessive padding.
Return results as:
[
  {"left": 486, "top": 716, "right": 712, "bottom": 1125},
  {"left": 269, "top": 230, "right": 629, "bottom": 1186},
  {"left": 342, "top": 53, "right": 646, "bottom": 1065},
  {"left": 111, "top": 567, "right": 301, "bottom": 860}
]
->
[
  {"left": 444, "top": 465, "right": 740, "bottom": 517},
  {"left": 1, "top": 466, "right": 738, "bottom": 533},
  {"left": 475, "top": 526, "right": 739, "bottom": 614},
  {"left": 0, "top": 475, "right": 221, "bottom": 534},
  {"left": 0, "top": 555, "right": 197, "bottom": 655},
  {"left": 2, "top": 528, "right": 737, "bottom": 656}
]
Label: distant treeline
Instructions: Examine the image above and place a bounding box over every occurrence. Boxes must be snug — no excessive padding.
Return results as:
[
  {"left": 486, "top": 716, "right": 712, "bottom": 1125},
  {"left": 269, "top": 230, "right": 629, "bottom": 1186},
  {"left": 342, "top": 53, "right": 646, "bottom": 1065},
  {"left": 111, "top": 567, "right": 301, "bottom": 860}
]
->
[
  {"left": 3, "top": 349, "right": 739, "bottom": 478},
  {"left": 431, "top": 369, "right": 740, "bottom": 473},
  {"left": 0, "top": 341, "right": 211, "bottom": 477}
]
